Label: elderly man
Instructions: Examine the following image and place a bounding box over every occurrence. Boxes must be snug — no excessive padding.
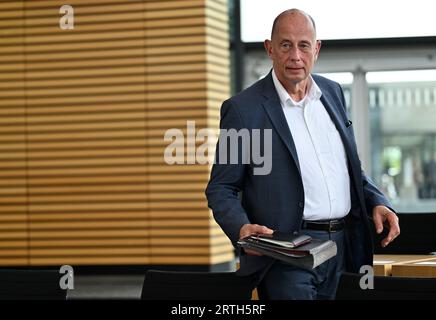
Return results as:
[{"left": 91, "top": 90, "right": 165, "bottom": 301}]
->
[{"left": 206, "top": 9, "right": 400, "bottom": 299}]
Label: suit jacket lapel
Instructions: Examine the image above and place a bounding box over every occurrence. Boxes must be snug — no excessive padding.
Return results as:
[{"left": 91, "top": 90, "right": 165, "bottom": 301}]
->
[
  {"left": 261, "top": 72, "right": 302, "bottom": 175},
  {"left": 320, "top": 90, "right": 356, "bottom": 161}
]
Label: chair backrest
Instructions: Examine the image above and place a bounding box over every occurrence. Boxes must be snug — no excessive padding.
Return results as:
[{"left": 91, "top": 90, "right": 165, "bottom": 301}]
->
[
  {"left": 336, "top": 272, "right": 436, "bottom": 300},
  {"left": 141, "top": 270, "right": 254, "bottom": 300},
  {"left": 372, "top": 212, "right": 436, "bottom": 254},
  {"left": 0, "top": 269, "right": 67, "bottom": 300}
]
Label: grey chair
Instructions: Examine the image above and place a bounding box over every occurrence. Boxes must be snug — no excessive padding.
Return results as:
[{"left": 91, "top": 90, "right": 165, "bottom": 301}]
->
[
  {"left": 141, "top": 270, "right": 255, "bottom": 300},
  {"left": 0, "top": 269, "right": 67, "bottom": 300}
]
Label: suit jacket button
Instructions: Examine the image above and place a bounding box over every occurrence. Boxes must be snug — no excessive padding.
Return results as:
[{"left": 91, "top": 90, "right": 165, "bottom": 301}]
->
[{"left": 298, "top": 202, "right": 304, "bottom": 208}]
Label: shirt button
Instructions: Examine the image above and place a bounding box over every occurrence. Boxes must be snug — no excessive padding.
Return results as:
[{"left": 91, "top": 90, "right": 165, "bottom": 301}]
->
[{"left": 298, "top": 202, "right": 304, "bottom": 208}]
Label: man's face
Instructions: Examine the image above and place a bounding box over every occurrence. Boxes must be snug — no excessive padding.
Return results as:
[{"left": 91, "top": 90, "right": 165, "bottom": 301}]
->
[{"left": 265, "top": 13, "right": 321, "bottom": 87}]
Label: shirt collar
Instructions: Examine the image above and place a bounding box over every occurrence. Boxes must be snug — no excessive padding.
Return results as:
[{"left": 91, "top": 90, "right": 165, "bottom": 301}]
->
[{"left": 272, "top": 69, "right": 322, "bottom": 108}]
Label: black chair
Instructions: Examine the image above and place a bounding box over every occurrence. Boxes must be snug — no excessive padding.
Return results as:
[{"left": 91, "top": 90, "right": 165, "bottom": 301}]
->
[
  {"left": 336, "top": 272, "right": 436, "bottom": 300},
  {"left": 372, "top": 212, "right": 436, "bottom": 254},
  {"left": 0, "top": 269, "right": 67, "bottom": 300},
  {"left": 141, "top": 270, "right": 255, "bottom": 300}
]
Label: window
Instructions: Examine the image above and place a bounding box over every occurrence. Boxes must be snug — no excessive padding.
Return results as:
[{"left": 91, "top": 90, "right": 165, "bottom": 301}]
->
[{"left": 367, "top": 70, "right": 436, "bottom": 212}]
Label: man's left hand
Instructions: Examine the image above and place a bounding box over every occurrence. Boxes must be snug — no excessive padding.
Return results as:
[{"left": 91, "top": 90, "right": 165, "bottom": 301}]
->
[{"left": 372, "top": 205, "right": 400, "bottom": 247}]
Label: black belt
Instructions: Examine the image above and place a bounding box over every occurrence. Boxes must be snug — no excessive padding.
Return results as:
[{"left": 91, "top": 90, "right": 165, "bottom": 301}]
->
[{"left": 301, "top": 218, "right": 345, "bottom": 233}]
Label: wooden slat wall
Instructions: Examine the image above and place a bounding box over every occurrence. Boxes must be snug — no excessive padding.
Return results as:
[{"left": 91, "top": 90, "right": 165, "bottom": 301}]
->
[
  {"left": 25, "top": 0, "right": 150, "bottom": 266},
  {"left": 146, "top": 0, "right": 232, "bottom": 265},
  {"left": 0, "top": 0, "right": 233, "bottom": 267},
  {"left": 0, "top": 1, "right": 28, "bottom": 266}
]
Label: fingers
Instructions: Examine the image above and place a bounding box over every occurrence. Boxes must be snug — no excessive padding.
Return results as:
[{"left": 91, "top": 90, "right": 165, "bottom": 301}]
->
[
  {"left": 373, "top": 212, "right": 384, "bottom": 234},
  {"left": 239, "top": 224, "right": 274, "bottom": 239},
  {"left": 239, "top": 224, "right": 274, "bottom": 256},
  {"left": 381, "top": 214, "right": 400, "bottom": 248},
  {"left": 257, "top": 225, "right": 274, "bottom": 235}
]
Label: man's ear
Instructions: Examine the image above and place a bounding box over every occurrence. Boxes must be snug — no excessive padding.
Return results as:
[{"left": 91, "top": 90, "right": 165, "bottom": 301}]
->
[
  {"left": 315, "top": 40, "right": 322, "bottom": 60},
  {"left": 264, "top": 39, "right": 272, "bottom": 58}
]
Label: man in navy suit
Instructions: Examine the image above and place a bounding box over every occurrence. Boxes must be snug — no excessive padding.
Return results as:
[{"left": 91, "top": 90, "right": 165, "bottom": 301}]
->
[{"left": 205, "top": 9, "right": 400, "bottom": 299}]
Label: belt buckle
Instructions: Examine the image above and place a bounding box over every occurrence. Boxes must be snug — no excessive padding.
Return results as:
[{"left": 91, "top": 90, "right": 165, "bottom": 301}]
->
[{"left": 328, "top": 220, "right": 336, "bottom": 233}]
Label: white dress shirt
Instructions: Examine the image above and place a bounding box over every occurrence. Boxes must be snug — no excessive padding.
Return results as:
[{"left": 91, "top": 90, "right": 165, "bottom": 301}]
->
[{"left": 272, "top": 70, "right": 351, "bottom": 221}]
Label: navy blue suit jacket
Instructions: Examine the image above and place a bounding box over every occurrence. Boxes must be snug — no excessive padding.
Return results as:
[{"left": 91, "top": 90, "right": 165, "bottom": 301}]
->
[{"left": 205, "top": 71, "right": 393, "bottom": 276}]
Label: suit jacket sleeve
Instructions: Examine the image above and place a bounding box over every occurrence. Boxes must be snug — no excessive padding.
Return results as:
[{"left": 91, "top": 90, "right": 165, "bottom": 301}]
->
[
  {"left": 361, "top": 171, "right": 395, "bottom": 213},
  {"left": 205, "top": 99, "right": 251, "bottom": 246}
]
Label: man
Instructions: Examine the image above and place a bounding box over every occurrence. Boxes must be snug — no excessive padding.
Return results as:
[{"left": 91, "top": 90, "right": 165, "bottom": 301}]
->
[{"left": 205, "top": 9, "right": 400, "bottom": 299}]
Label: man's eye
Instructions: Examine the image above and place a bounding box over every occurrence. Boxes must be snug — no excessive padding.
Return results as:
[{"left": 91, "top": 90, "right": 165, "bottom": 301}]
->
[{"left": 281, "top": 43, "right": 290, "bottom": 49}]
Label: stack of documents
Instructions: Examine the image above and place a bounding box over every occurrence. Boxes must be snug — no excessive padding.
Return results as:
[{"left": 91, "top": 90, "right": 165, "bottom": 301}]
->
[{"left": 237, "top": 232, "right": 337, "bottom": 269}]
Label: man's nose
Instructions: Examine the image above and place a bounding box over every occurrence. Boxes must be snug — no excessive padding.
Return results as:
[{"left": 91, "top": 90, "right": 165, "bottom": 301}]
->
[{"left": 288, "top": 47, "right": 301, "bottom": 61}]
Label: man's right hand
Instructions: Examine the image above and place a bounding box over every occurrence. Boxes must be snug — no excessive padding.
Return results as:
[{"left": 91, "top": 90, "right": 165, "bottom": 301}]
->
[{"left": 239, "top": 224, "right": 274, "bottom": 256}]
